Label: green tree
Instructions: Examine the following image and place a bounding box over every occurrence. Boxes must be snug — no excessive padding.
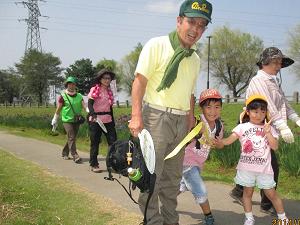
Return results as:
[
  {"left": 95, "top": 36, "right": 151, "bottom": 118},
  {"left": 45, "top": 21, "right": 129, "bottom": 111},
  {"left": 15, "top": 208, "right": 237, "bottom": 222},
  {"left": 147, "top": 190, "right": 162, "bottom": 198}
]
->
[
  {"left": 0, "top": 69, "right": 22, "bottom": 103},
  {"left": 119, "top": 43, "right": 143, "bottom": 95},
  {"left": 288, "top": 24, "right": 300, "bottom": 78},
  {"left": 95, "top": 58, "right": 122, "bottom": 90},
  {"left": 65, "top": 58, "right": 95, "bottom": 95},
  {"left": 95, "top": 58, "right": 117, "bottom": 72},
  {"left": 15, "top": 50, "right": 63, "bottom": 104},
  {"left": 203, "top": 26, "right": 263, "bottom": 99}
]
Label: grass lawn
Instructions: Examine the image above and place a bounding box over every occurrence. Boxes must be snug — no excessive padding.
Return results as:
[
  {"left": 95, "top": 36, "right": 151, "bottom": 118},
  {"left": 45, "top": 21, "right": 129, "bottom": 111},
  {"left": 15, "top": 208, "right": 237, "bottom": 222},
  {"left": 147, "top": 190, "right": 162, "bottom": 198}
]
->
[
  {"left": 0, "top": 149, "right": 141, "bottom": 225},
  {"left": 1, "top": 104, "right": 300, "bottom": 201}
]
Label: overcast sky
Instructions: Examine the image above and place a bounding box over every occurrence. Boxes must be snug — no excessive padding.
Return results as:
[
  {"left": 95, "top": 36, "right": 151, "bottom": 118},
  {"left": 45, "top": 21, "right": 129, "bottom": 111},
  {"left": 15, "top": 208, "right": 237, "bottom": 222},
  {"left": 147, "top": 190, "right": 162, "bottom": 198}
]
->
[{"left": 1, "top": 0, "right": 300, "bottom": 98}]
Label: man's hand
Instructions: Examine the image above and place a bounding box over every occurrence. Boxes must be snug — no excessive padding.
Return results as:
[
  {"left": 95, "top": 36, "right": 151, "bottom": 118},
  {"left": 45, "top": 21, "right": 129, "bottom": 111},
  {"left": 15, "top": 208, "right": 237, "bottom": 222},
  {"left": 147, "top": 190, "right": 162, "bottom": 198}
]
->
[
  {"left": 280, "top": 127, "right": 294, "bottom": 143},
  {"left": 128, "top": 115, "right": 143, "bottom": 137},
  {"left": 275, "top": 120, "right": 294, "bottom": 143},
  {"left": 296, "top": 119, "right": 300, "bottom": 128}
]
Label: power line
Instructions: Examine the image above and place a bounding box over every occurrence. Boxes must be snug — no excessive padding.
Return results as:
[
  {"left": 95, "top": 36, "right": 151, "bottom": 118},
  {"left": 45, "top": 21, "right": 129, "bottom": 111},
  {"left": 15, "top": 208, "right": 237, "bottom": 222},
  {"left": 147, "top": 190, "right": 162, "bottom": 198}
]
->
[
  {"left": 3, "top": 0, "right": 299, "bottom": 34},
  {"left": 0, "top": 18, "right": 290, "bottom": 48},
  {"left": 0, "top": 15, "right": 292, "bottom": 47},
  {"left": 2, "top": 1, "right": 296, "bottom": 53},
  {"left": 216, "top": 8, "right": 300, "bottom": 20},
  {"left": 44, "top": 2, "right": 173, "bottom": 19},
  {"left": 0, "top": 15, "right": 295, "bottom": 33},
  {"left": 44, "top": 1, "right": 300, "bottom": 20}
]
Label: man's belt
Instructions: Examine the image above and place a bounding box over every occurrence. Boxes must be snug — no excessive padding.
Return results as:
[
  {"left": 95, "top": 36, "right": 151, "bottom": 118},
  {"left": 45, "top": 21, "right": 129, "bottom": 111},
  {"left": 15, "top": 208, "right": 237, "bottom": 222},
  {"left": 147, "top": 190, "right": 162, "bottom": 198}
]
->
[{"left": 145, "top": 103, "right": 189, "bottom": 116}]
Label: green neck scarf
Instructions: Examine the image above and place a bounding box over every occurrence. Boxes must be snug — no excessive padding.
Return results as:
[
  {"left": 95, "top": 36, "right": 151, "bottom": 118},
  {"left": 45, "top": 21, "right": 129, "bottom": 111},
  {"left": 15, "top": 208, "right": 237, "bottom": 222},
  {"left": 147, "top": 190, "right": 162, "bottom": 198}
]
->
[{"left": 156, "top": 30, "right": 195, "bottom": 92}]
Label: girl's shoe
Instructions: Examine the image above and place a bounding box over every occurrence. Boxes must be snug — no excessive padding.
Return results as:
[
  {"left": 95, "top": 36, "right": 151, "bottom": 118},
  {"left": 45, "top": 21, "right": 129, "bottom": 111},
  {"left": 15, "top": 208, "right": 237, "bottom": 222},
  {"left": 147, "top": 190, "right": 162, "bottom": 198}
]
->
[{"left": 244, "top": 217, "right": 255, "bottom": 225}]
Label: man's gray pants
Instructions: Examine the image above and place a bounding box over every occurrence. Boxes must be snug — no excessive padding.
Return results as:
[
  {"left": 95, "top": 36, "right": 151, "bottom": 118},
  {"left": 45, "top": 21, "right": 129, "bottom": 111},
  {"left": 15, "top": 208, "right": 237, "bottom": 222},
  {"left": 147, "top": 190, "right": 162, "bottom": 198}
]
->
[{"left": 139, "top": 105, "right": 188, "bottom": 225}]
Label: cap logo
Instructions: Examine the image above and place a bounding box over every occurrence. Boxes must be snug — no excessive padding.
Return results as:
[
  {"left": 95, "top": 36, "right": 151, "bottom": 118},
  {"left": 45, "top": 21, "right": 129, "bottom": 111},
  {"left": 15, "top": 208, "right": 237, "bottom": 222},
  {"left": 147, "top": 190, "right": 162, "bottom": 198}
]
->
[{"left": 191, "top": 2, "right": 209, "bottom": 13}]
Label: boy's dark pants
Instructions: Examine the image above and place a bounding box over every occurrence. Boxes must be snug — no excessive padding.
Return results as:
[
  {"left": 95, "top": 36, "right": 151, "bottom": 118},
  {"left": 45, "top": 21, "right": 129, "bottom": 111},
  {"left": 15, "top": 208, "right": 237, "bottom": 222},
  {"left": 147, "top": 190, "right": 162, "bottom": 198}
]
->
[
  {"left": 89, "top": 121, "right": 117, "bottom": 167},
  {"left": 232, "top": 150, "right": 279, "bottom": 210}
]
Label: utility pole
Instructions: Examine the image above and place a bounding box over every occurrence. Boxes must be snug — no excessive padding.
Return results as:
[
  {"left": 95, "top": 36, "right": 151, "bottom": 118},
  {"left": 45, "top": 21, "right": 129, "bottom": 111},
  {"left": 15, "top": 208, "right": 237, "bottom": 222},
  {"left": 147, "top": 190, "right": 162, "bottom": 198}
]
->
[
  {"left": 206, "top": 35, "right": 212, "bottom": 89},
  {"left": 16, "top": 0, "right": 46, "bottom": 52}
]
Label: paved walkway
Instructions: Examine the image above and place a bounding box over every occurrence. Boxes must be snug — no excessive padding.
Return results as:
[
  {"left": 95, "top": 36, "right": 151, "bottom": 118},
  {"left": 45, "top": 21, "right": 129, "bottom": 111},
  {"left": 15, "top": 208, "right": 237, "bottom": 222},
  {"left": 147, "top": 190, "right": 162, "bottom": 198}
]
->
[{"left": 0, "top": 131, "right": 299, "bottom": 225}]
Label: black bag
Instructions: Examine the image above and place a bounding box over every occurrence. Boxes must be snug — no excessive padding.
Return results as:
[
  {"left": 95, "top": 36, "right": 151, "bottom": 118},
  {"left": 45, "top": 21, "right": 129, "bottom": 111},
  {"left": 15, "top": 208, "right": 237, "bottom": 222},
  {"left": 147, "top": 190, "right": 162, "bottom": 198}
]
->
[
  {"left": 106, "top": 139, "right": 154, "bottom": 192},
  {"left": 106, "top": 140, "right": 131, "bottom": 177},
  {"left": 74, "top": 114, "right": 85, "bottom": 124},
  {"left": 130, "top": 141, "right": 152, "bottom": 192},
  {"left": 105, "top": 138, "right": 156, "bottom": 225}
]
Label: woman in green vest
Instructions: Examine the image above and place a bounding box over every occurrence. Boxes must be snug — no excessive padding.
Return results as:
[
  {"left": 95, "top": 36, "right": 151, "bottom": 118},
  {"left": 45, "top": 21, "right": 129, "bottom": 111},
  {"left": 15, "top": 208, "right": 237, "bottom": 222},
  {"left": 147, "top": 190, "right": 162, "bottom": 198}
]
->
[{"left": 51, "top": 76, "right": 86, "bottom": 163}]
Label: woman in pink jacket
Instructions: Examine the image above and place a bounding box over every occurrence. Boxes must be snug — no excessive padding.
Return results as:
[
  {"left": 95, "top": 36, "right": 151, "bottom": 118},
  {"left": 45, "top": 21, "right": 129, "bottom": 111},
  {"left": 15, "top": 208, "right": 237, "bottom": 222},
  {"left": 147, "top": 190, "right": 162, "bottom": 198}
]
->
[{"left": 87, "top": 69, "right": 117, "bottom": 173}]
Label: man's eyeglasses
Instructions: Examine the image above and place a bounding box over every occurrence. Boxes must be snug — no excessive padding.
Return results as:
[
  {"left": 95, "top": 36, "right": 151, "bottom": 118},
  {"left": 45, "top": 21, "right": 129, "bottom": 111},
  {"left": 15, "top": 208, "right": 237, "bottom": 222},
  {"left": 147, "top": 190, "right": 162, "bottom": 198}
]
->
[{"left": 185, "top": 17, "right": 207, "bottom": 31}]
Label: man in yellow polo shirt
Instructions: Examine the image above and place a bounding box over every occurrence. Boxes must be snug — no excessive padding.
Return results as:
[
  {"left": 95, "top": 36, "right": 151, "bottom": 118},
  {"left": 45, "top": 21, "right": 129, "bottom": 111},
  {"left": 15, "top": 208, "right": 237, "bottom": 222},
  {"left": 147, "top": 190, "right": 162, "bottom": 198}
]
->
[{"left": 129, "top": 0, "right": 213, "bottom": 224}]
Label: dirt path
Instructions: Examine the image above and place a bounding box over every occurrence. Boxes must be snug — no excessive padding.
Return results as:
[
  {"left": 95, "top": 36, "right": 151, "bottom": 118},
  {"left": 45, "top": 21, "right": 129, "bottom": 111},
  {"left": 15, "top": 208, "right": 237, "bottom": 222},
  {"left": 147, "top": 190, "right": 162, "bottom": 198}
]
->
[{"left": 0, "top": 131, "right": 299, "bottom": 225}]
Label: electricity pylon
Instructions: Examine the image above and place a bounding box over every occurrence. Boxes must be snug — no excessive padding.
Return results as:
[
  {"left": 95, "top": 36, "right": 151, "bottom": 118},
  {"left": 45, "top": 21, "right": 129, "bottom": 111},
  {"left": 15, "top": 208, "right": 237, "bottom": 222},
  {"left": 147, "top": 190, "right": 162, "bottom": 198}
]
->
[{"left": 16, "top": 0, "right": 46, "bottom": 52}]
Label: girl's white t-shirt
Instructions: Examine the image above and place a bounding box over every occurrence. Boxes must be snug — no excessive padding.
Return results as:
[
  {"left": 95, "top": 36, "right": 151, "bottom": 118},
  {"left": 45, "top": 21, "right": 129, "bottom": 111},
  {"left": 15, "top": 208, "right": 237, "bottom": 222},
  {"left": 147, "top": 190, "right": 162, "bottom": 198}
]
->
[{"left": 233, "top": 122, "right": 279, "bottom": 175}]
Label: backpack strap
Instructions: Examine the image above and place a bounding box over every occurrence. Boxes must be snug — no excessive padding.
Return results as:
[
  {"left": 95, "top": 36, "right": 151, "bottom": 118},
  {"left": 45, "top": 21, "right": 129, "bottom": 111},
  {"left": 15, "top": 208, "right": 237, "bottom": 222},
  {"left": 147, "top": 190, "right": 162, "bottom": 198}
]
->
[
  {"left": 195, "top": 117, "right": 222, "bottom": 149},
  {"left": 64, "top": 93, "right": 77, "bottom": 115},
  {"left": 194, "top": 118, "right": 202, "bottom": 149},
  {"left": 214, "top": 118, "right": 222, "bottom": 138},
  {"left": 142, "top": 173, "right": 156, "bottom": 225}
]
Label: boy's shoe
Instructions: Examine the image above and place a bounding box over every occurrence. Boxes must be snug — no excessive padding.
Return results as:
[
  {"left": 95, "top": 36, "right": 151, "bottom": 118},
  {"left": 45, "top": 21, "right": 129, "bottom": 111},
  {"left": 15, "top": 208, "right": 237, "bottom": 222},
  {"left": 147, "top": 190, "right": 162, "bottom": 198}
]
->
[
  {"left": 91, "top": 166, "right": 102, "bottom": 173},
  {"left": 229, "top": 190, "right": 243, "bottom": 205},
  {"left": 73, "top": 154, "right": 82, "bottom": 164},
  {"left": 243, "top": 217, "right": 255, "bottom": 225},
  {"left": 204, "top": 214, "right": 214, "bottom": 225},
  {"left": 260, "top": 206, "right": 276, "bottom": 216},
  {"left": 62, "top": 155, "right": 70, "bottom": 160}
]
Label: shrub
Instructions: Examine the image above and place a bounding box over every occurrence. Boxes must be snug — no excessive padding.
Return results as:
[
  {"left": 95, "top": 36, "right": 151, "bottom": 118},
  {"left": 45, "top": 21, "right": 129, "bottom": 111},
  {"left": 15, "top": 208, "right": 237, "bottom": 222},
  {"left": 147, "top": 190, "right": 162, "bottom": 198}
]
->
[
  {"left": 210, "top": 131, "right": 240, "bottom": 168},
  {"left": 278, "top": 137, "right": 300, "bottom": 177}
]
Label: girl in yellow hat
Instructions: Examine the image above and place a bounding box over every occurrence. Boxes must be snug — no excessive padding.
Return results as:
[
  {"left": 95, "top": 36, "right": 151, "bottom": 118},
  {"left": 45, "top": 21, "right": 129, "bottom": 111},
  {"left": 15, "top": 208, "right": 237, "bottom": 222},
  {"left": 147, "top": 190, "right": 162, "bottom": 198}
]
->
[{"left": 215, "top": 95, "right": 288, "bottom": 225}]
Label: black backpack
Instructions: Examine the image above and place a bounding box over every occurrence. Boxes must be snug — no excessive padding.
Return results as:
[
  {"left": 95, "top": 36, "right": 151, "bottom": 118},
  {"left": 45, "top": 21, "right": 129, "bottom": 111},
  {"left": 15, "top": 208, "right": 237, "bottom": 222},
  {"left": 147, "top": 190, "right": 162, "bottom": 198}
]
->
[{"left": 105, "top": 138, "right": 156, "bottom": 224}]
